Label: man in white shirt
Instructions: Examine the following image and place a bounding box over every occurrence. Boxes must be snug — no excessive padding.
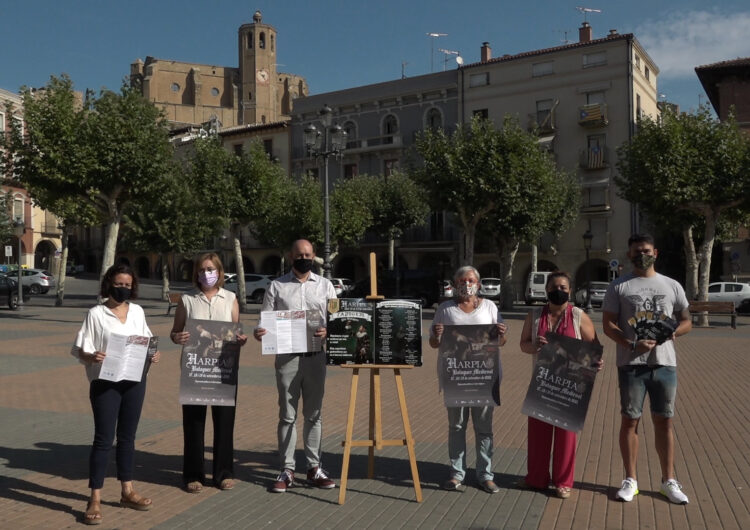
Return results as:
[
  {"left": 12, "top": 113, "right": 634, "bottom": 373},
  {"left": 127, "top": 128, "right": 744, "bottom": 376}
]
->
[{"left": 254, "top": 239, "right": 337, "bottom": 493}]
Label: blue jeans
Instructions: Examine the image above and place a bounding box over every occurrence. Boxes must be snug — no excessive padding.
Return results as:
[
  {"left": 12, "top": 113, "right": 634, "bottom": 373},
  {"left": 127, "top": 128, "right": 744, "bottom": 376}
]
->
[
  {"left": 88, "top": 379, "right": 147, "bottom": 489},
  {"left": 618, "top": 365, "right": 677, "bottom": 419},
  {"left": 447, "top": 406, "right": 494, "bottom": 482}
]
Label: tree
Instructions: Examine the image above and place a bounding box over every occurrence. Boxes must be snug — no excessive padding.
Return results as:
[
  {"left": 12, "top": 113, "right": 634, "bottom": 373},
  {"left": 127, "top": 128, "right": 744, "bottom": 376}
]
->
[
  {"left": 2, "top": 75, "right": 174, "bottom": 283},
  {"left": 1, "top": 76, "right": 99, "bottom": 305},
  {"left": 616, "top": 107, "right": 750, "bottom": 308},
  {"left": 0, "top": 193, "right": 13, "bottom": 247}
]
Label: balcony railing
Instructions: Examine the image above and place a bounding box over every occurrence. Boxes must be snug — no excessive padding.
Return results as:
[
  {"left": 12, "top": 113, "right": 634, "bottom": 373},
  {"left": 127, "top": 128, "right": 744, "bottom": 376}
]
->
[
  {"left": 578, "top": 146, "right": 610, "bottom": 169},
  {"left": 578, "top": 103, "right": 608, "bottom": 128},
  {"left": 343, "top": 134, "right": 402, "bottom": 154}
]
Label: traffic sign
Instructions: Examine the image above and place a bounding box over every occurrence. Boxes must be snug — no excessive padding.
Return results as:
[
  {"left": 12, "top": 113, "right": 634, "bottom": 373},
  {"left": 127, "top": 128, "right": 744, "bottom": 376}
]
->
[{"left": 609, "top": 259, "right": 619, "bottom": 271}]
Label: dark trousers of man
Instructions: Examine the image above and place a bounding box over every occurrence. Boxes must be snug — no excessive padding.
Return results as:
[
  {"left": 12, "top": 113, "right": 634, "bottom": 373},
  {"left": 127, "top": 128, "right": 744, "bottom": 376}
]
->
[
  {"left": 182, "top": 404, "right": 236, "bottom": 485},
  {"left": 89, "top": 379, "right": 147, "bottom": 489}
]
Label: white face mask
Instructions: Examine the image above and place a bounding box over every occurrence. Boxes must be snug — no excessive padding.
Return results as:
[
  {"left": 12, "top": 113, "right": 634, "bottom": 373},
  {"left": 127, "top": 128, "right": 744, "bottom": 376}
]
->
[
  {"left": 198, "top": 270, "right": 219, "bottom": 287},
  {"left": 457, "top": 281, "right": 478, "bottom": 297}
]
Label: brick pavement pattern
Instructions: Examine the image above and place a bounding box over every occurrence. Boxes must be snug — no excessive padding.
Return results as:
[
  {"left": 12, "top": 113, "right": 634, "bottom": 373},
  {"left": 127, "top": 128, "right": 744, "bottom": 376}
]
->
[{"left": 1, "top": 292, "right": 749, "bottom": 529}]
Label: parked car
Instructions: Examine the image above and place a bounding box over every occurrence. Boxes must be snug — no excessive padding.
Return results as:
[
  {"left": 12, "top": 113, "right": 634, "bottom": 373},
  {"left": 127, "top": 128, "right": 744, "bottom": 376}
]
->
[
  {"left": 65, "top": 261, "right": 84, "bottom": 275},
  {"left": 707, "top": 282, "right": 750, "bottom": 313},
  {"left": 351, "top": 270, "right": 440, "bottom": 308},
  {"left": 440, "top": 280, "right": 454, "bottom": 300},
  {"left": 223, "top": 273, "right": 274, "bottom": 303},
  {"left": 526, "top": 271, "right": 553, "bottom": 304},
  {"left": 7, "top": 268, "right": 56, "bottom": 294},
  {"left": 479, "top": 277, "right": 502, "bottom": 301},
  {"left": 0, "top": 273, "right": 31, "bottom": 310},
  {"left": 332, "top": 278, "right": 355, "bottom": 297},
  {"left": 574, "top": 281, "right": 610, "bottom": 307}
]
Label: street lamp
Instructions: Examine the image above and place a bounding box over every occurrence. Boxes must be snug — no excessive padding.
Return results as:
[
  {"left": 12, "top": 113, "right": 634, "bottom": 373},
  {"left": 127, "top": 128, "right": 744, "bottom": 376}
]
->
[
  {"left": 582, "top": 229, "right": 593, "bottom": 314},
  {"left": 303, "top": 104, "right": 348, "bottom": 279},
  {"left": 13, "top": 216, "right": 24, "bottom": 311}
]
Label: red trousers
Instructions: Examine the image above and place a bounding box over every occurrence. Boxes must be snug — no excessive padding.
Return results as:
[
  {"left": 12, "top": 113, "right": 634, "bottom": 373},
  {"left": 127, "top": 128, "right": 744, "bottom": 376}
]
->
[{"left": 525, "top": 417, "right": 577, "bottom": 488}]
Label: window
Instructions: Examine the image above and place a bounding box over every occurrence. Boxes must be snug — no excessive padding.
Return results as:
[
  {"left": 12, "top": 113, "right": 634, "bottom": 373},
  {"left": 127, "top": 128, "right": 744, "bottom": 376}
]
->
[
  {"left": 532, "top": 61, "right": 554, "bottom": 77},
  {"left": 635, "top": 55, "right": 641, "bottom": 69},
  {"left": 271, "top": 34, "right": 275, "bottom": 52},
  {"left": 344, "top": 163, "right": 358, "bottom": 179},
  {"left": 536, "top": 99, "right": 554, "bottom": 129},
  {"left": 727, "top": 283, "right": 742, "bottom": 292},
  {"left": 469, "top": 72, "right": 490, "bottom": 87},
  {"left": 307, "top": 168, "right": 319, "bottom": 180},
  {"left": 383, "top": 114, "right": 398, "bottom": 141},
  {"left": 645, "top": 67, "right": 650, "bottom": 81},
  {"left": 248, "top": 91, "right": 252, "bottom": 100},
  {"left": 343, "top": 121, "right": 358, "bottom": 148},
  {"left": 263, "top": 139, "right": 273, "bottom": 158},
  {"left": 211, "top": 87, "right": 219, "bottom": 97},
  {"left": 234, "top": 144, "right": 243, "bottom": 156},
  {"left": 708, "top": 284, "right": 721, "bottom": 293},
  {"left": 247, "top": 31, "right": 253, "bottom": 49},
  {"left": 636, "top": 94, "right": 642, "bottom": 118},
  {"left": 259, "top": 32, "right": 265, "bottom": 49},
  {"left": 583, "top": 51, "right": 607, "bottom": 67},
  {"left": 425, "top": 107, "right": 442, "bottom": 130},
  {"left": 588, "top": 134, "right": 605, "bottom": 150},
  {"left": 171, "top": 83, "right": 180, "bottom": 92},
  {"left": 587, "top": 134, "right": 606, "bottom": 168},
  {"left": 13, "top": 197, "right": 23, "bottom": 222},
  {"left": 384, "top": 159, "right": 399, "bottom": 176},
  {"left": 473, "top": 109, "right": 489, "bottom": 120},
  {"left": 586, "top": 91, "right": 606, "bottom": 105},
  {"left": 12, "top": 116, "right": 23, "bottom": 137}
]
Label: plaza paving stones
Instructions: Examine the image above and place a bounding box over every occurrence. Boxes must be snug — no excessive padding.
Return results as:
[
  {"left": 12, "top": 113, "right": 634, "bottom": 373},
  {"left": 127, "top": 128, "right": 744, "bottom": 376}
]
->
[{"left": 1, "top": 285, "right": 749, "bottom": 529}]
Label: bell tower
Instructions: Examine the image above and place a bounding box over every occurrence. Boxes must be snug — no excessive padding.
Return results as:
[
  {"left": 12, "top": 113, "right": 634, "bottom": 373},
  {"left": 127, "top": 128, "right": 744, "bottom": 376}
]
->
[{"left": 238, "top": 10, "right": 277, "bottom": 124}]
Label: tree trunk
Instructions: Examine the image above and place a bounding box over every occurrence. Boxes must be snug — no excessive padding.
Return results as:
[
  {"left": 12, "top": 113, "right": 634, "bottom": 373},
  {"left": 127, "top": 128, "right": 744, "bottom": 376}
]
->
[
  {"left": 232, "top": 226, "right": 247, "bottom": 313},
  {"left": 531, "top": 243, "right": 538, "bottom": 273},
  {"left": 497, "top": 237, "right": 519, "bottom": 311},
  {"left": 388, "top": 237, "right": 395, "bottom": 270},
  {"left": 695, "top": 212, "right": 718, "bottom": 327},
  {"left": 463, "top": 224, "right": 476, "bottom": 265},
  {"left": 161, "top": 253, "right": 170, "bottom": 301},
  {"left": 682, "top": 225, "right": 699, "bottom": 300},
  {"left": 55, "top": 226, "right": 69, "bottom": 307},
  {"left": 100, "top": 216, "right": 121, "bottom": 281}
]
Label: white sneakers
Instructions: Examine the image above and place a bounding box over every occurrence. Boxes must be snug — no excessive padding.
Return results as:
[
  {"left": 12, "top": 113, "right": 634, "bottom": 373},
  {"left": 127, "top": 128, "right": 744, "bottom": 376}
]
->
[
  {"left": 616, "top": 477, "right": 689, "bottom": 504},
  {"left": 660, "top": 479, "right": 689, "bottom": 505},
  {"left": 616, "top": 478, "right": 639, "bottom": 502}
]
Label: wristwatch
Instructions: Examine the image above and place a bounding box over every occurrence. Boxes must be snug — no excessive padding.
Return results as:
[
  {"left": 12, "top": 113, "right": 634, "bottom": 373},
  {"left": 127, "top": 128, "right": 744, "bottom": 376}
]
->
[{"left": 630, "top": 340, "right": 637, "bottom": 353}]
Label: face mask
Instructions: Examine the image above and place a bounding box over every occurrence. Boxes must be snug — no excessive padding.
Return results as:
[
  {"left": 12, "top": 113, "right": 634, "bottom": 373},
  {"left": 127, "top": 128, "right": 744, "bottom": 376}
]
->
[
  {"left": 547, "top": 289, "right": 569, "bottom": 306},
  {"left": 631, "top": 254, "right": 656, "bottom": 270},
  {"left": 457, "top": 281, "right": 478, "bottom": 297},
  {"left": 293, "top": 258, "right": 314, "bottom": 274},
  {"left": 110, "top": 286, "right": 131, "bottom": 303},
  {"left": 198, "top": 270, "right": 219, "bottom": 287}
]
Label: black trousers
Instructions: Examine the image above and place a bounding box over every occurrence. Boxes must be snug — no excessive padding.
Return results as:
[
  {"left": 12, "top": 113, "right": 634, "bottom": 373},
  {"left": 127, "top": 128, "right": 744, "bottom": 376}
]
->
[
  {"left": 89, "top": 379, "right": 147, "bottom": 489},
  {"left": 182, "top": 404, "right": 236, "bottom": 485}
]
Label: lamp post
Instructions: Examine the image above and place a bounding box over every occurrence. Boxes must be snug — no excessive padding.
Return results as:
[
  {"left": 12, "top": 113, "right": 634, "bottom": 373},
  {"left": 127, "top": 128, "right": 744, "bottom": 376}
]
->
[
  {"left": 13, "top": 216, "right": 25, "bottom": 311},
  {"left": 303, "top": 105, "right": 348, "bottom": 279},
  {"left": 583, "top": 229, "right": 593, "bottom": 314}
]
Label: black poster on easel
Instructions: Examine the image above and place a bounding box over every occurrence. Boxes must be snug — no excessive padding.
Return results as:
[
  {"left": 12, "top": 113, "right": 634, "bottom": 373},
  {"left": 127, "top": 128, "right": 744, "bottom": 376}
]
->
[{"left": 326, "top": 298, "right": 422, "bottom": 366}]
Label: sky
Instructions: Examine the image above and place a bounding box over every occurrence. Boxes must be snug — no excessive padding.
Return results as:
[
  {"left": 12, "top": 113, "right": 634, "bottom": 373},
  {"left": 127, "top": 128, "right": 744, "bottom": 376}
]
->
[{"left": 2, "top": 1, "right": 750, "bottom": 113}]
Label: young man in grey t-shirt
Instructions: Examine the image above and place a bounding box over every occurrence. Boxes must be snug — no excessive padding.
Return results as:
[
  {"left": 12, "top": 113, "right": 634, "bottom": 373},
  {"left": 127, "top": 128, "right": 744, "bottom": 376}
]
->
[{"left": 602, "top": 234, "right": 692, "bottom": 505}]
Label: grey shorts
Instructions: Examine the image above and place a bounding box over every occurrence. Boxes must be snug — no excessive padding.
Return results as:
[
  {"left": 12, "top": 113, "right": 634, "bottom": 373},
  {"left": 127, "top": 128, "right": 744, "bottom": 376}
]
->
[{"left": 618, "top": 365, "right": 677, "bottom": 419}]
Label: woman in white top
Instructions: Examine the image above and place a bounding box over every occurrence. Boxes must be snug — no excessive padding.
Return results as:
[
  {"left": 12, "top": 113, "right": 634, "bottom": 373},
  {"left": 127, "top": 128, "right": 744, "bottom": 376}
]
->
[
  {"left": 429, "top": 265, "right": 507, "bottom": 493},
  {"left": 74, "top": 264, "right": 161, "bottom": 525},
  {"left": 171, "top": 252, "right": 247, "bottom": 493}
]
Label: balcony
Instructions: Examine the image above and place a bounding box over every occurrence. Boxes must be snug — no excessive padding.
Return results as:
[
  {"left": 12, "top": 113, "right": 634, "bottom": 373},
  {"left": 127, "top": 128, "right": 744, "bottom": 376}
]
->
[
  {"left": 578, "top": 146, "right": 610, "bottom": 170},
  {"left": 343, "top": 134, "right": 402, "bottom": 154},
  {"left": 578, "top": 103, "right": 608, "bottom": 128}
]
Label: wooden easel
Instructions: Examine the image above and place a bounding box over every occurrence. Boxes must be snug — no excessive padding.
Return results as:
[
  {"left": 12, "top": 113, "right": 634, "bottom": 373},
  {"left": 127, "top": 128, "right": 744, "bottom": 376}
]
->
[{"left": 337, "top": 253, "right": 422, "bottom": 505}]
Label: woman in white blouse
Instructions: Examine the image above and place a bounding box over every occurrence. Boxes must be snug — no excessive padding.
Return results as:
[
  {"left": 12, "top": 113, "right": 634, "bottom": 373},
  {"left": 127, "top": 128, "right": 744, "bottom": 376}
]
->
[
  {"left": 170, "top": 252, "right": 247, "bottom": 493},
  {"left": 74, "top": 264, "right": 161, "bottom": 525}
]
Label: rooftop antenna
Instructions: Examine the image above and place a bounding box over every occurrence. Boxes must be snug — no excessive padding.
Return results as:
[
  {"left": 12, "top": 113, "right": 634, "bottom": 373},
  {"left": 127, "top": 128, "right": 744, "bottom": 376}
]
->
[
  {"left": 401, "top": 60, "right": 409, "bottom": 79},
  {"left": 438, "top": 48, "right": 463, "bottom": 70},
  {"left": 557, "top": 29, "right": 572, "bottom": 44},
  {"left": 426, "top": 32, "right": 448, "bottom": 72},
  {"left": 576, "top": 6, "right": 602, "bottom": 23}
]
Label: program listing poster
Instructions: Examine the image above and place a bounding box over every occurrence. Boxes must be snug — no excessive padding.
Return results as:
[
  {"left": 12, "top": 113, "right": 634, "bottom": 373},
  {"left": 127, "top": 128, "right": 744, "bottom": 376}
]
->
[
  {"left": 179, "top": 318, "right": 242, "bottom": 406},
  {"left": 521, "top": 332, "right": 603, "bottom": 432},
  {"left": 326, "top": 298, "right": 374, "bottom": 364},
  {"left": 374, "top": 300, "right": 422, "bottom": 366},
  {"left": 438, "top": 324, "right": 502, "bottom": 407}
]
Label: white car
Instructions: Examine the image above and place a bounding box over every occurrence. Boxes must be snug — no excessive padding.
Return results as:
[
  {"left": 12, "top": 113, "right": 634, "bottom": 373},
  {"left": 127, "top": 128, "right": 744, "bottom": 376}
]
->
[
  {"left": 479, "top": 277, "right": 502, "bottom": 301},
  {"left": 707, "top": 282, "right": 750, "bottom": 312},
  {"left": 224, "top": 273, "right": 274, "bottom": 303}
]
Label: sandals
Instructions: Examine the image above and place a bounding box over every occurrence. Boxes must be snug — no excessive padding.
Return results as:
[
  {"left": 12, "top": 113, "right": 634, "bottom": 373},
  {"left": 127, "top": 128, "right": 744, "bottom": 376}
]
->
[
  {"left": 185, "top": 481, "right": 203, "bottom": 494},
  {"left": 83, "top": 500, "right": 102, "bottom": 525},
  {"left": 219, "top": 478, "right": 235, "bottom": 490},
  {"left": 556, "top": 486, "right": 572, "bottom": 499},
  {"left": 120, "top": 490, "right": 153, "bottom": 511}
]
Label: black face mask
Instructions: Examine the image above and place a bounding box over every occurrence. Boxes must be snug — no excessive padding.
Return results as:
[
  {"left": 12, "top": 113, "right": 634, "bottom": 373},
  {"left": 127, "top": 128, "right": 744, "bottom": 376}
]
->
[
  {"left": 293, "top": 258, "right": 314, "bottom": 274},
  {"left": 547, "top": 289, "right": 569, "bottom": 306},
  {"left": 110, "top": 286, "right": 131, "bottom": 303}
]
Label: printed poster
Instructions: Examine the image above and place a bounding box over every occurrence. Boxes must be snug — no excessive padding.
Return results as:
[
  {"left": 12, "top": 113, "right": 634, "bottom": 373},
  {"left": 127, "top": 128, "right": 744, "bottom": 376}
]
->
[
  {"left": 438, "top": 324, "right": 501, "bottom": 407},
  {"left": 179, "top": 318, "right": 242, "bottom": 406},
  {"left": 374, "top": 300, "right": 422, "bottom": 366},
  {"left": 521, "top": 332, "right": 603, "bottom": 432},
  {"left": 99, "top": 334, "right": 158, "bottom": 383},
  {"left": 326, "top": 298, "right": 374, "bottom": 364},
  {"left": 259, "top": 310, "right": 322, "bottom": 355}
]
